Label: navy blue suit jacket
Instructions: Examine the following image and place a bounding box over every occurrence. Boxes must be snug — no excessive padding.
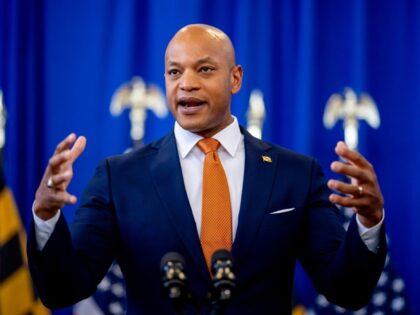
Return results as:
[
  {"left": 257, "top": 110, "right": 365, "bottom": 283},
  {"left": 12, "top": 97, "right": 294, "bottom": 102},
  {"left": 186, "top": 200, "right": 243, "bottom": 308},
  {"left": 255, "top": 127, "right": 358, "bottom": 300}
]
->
[{"left": 28, "top": 128, "right": 386, "bottom": 314}]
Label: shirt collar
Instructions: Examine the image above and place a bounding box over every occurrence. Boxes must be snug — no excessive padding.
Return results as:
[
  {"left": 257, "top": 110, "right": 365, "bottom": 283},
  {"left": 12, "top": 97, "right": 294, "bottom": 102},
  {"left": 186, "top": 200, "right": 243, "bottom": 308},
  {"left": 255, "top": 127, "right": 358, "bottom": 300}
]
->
[{"left": 174, "top": 116, "right": 243, "bottom": 159}]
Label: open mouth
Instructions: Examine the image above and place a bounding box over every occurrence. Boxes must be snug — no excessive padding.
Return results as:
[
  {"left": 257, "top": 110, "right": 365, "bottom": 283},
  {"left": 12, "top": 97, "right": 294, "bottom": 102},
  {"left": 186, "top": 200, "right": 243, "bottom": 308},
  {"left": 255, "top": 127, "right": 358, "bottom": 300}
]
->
[
  {"left": 178, "top": 97, "right": 206, "bottom": 108},
  {"left": 178, "top": 97, "right": 206, "bottom": 115}
]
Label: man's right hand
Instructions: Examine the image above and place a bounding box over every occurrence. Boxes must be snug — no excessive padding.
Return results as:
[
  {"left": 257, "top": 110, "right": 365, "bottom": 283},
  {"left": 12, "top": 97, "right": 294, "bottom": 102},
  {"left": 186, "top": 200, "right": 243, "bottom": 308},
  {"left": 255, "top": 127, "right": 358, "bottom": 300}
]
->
[{"left": 34, "top": 133, "right": 87, "bottom": 220}]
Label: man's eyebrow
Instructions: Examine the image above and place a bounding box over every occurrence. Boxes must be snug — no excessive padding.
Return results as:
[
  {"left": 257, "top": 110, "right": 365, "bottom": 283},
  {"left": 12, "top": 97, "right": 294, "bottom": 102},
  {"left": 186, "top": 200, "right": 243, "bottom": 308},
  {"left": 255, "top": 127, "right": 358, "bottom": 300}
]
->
[
  {"left": 166, "top": 60, "right": 181, "bottom": 67},
  {"left": 166, "top": 57, "right": 218, "bottom": 67}
]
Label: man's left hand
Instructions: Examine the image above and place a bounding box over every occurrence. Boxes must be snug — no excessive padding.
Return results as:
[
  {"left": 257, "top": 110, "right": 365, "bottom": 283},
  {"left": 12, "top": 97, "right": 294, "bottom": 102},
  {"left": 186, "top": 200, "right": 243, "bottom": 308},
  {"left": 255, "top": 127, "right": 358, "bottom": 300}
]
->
[{"left": 328, "top": 141, "right": 384, "bottom": 228}]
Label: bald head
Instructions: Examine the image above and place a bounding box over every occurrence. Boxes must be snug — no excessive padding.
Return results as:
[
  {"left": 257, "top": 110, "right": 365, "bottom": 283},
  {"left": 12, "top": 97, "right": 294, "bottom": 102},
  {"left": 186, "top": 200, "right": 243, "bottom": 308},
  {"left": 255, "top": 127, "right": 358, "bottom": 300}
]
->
[
  {"left": 165, "top": 24, "right": 236, "bottom": 68},
  {"left": 164, "top": 24, "right": 243, "bottom": 137}
]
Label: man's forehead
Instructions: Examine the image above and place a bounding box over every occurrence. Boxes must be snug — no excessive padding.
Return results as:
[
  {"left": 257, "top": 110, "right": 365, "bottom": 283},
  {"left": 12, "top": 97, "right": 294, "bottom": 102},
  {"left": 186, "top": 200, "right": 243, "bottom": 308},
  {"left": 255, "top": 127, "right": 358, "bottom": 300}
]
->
[
  {"left": 165, "top": 25, "right": 235, "bottom": 65},
  {"left": 167, "top": 30, "right": 225, "bottom": 52}
]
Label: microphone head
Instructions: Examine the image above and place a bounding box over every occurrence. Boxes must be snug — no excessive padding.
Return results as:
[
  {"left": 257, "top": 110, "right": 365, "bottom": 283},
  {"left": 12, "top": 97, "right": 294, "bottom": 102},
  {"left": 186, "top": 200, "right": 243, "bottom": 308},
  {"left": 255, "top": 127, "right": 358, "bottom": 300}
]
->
[
  {"left": 211, "top": 249, "right": 232, "bottom": 263},
  {"left": 161, "top": 252, "right": 188, "bottom": 302},
  {"left": 160, "top": 252, "right": 189, "bottom": 312},
  {"left": 211, "top": 249, "right": 233, "bottom": 274},
  {"left": 160, "top": 251, "right": 185, "bottom": 269}
]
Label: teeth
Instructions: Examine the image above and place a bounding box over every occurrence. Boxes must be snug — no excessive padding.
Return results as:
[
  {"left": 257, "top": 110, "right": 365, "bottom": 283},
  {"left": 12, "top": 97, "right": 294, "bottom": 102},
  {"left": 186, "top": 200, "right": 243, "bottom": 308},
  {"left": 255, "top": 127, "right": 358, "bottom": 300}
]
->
[{"left": 178, "top": 100, "right": 204, "bottom": 107}]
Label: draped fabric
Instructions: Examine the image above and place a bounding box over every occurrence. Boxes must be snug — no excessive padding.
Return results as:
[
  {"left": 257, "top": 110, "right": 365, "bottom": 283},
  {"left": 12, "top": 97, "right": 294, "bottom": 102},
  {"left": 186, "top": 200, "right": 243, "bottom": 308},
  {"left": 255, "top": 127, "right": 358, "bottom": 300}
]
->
[
  {"left": 1, "top": 1, "right": 419, "bottom": 314},
  {"left": 0, "top": 151, "right": 50, "bottom": 314}
]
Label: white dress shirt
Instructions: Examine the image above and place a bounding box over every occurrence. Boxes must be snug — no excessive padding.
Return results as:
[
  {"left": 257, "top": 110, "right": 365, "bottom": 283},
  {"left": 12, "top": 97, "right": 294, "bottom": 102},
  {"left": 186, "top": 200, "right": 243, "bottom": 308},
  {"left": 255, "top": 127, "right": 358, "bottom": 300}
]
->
[{"left": 33, "top": 116, "right": 383, "bottom": 252}]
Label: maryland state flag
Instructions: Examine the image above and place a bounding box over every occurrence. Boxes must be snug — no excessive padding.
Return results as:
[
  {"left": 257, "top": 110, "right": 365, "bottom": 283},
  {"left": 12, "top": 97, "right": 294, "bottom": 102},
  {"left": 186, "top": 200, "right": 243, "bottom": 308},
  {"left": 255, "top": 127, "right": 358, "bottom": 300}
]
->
[{"left": 0, "top": 165, "right": 50, "bottom": 314}]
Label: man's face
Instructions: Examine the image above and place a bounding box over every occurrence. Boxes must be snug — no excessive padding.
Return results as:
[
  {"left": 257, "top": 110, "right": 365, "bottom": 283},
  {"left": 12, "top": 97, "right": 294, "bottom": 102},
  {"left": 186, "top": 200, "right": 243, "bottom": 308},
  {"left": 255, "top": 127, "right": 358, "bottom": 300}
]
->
[{"left": 164, "top": 27, "right": 242, "bottom": 138}]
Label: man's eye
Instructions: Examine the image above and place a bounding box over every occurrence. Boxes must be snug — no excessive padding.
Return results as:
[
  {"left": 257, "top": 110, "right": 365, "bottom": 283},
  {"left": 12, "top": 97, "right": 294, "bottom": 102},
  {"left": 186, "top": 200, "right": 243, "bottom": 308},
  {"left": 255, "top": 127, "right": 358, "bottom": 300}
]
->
[
  {"left": 200, "top": 67, "right": 213, "bottom": 73},
  {"left": 168, "top": 69, "right": 180, "bottom": 76}
]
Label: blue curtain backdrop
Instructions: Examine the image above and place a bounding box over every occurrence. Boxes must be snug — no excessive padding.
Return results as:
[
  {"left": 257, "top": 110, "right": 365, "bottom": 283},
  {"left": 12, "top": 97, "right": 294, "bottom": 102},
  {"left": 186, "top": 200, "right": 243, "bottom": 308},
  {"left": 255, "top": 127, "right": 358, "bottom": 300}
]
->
[{"left": 1, "top": 0, "right": 419, "bottom": 314}]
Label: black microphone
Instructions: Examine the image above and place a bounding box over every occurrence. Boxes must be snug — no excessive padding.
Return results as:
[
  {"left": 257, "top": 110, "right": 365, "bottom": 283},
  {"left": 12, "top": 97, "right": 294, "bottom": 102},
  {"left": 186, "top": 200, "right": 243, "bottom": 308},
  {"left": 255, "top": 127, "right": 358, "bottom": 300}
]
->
[
  {"left": 211, "top": 249, "right": 236, "bottom": 302},
  {"left": 161, "top": 252, "right": 189, "bottom": 314}
]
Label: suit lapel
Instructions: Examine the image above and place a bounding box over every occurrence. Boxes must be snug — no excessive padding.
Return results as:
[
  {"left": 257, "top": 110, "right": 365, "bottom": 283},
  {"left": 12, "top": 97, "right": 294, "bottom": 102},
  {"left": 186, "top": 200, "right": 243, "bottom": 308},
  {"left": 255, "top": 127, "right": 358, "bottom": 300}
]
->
[
  {"left": 233, "top": 129, "right": 277, "bottom": 262},
  {"left": 147, "top": 132, "right": 209, "bottom": 281}
]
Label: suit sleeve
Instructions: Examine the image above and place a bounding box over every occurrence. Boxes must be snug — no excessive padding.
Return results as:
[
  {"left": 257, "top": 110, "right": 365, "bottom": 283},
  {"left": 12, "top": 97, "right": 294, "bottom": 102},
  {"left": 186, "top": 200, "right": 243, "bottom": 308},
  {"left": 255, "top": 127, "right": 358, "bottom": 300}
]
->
[
  {"left": 27, "top": 159, "right": 117, "bottom": 309},
  {"left": 298, "top": 159, "right": 387, "bottom": 310}
]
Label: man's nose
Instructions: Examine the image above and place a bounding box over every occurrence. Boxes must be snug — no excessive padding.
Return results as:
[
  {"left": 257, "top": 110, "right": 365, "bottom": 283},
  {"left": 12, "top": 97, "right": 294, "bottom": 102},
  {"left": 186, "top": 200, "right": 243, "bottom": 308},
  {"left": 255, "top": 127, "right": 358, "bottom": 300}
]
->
[{"left": 179, "top": 70, "right": 200, "bottom": 91}]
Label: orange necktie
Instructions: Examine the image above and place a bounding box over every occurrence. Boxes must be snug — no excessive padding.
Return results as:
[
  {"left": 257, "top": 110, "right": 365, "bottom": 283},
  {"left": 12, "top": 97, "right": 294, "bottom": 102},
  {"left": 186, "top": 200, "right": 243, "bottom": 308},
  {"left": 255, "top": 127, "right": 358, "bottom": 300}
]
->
[{"left": 197, "top": 138, "right": 232, "bottom": 271}]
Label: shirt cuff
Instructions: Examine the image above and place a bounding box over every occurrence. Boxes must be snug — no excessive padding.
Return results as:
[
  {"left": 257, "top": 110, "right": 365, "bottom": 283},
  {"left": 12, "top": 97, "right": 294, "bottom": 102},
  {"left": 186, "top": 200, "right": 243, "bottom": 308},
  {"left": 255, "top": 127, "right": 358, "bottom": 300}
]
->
[
  {"left": 356, "top": 210, "right": 385, "bottom": 253},
  {"left": 32, "top": 201, "right": 61, "bottom": 250}
]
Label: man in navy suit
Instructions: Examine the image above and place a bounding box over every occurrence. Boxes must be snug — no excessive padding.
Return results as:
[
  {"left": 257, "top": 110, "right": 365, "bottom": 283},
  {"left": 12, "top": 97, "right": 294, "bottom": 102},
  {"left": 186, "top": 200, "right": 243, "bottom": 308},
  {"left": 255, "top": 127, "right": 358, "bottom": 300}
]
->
[{"left": 28, "top": 24, "right": 386, "bottom": 314}]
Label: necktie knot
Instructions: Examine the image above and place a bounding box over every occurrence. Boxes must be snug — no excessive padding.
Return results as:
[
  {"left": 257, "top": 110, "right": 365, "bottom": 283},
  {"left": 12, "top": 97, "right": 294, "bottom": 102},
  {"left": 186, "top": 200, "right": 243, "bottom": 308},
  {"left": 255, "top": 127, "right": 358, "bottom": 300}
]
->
[{"left": 197, "top": 138, "right": 220, "bottom": 154}]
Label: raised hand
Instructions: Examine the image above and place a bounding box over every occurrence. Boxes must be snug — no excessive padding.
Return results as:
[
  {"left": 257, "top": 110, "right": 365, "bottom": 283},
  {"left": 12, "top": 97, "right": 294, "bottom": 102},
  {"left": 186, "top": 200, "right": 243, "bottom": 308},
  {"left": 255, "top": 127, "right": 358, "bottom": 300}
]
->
[
  {"left": 328, "top": 141, "right": 384, "bottom": 228},
  {"left": 34, "top": 133, "right": 86, "bottom": 220}
]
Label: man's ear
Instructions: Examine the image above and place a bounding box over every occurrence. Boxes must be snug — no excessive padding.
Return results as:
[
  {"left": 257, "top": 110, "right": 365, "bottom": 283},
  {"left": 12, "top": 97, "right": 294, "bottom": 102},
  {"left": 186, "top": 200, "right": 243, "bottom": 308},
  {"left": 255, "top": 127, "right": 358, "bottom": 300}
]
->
[{"left": 231, "top": 65, "right": 243, "bottom": 94}]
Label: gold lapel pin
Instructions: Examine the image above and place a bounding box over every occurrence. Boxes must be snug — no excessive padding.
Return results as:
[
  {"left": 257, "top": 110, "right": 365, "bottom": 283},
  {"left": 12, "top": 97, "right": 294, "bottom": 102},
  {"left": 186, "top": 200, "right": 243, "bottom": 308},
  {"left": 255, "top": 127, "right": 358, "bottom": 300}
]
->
[{"left": 261, "top": 155, "right": 272, "bottom": 163}]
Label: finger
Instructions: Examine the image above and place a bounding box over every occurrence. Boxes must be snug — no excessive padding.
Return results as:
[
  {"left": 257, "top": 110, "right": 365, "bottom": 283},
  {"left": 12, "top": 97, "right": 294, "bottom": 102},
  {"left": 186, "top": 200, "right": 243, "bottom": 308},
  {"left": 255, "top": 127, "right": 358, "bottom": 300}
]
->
[
  {"left": 48, "top": 150, "right": 72, "bottom": 172},
  {"left": 54, "top": 133, "right": 77, "bottom": 155},
  {"left": 50, "top": 191, "right": 77, "bottom": 206},
  {"left": 36, "top": 191, "right": 77, "bottom": 211},
  {"left": 48, "top": 136, "right": 86, "bottom": 174},
  {"left": 69, "top": 136, "right": 87, "bottom": 162},
  {"left": 63, "top": 192, "right": 78, "bottom": 205},
  {"left": 335, "top": 141, "right": 370, "bottom": 169},
  {"left": 49, "top": 170, "right": 73, "bottom": 188},
  {"left": 330, "top": 161, "right": 368, "bottom": 182},
  {"left": 329, "top": 193, "right": 365, "bottom": 208},
  {"left": 328, "top": 179, "right": 361, "bottom": 196}
]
